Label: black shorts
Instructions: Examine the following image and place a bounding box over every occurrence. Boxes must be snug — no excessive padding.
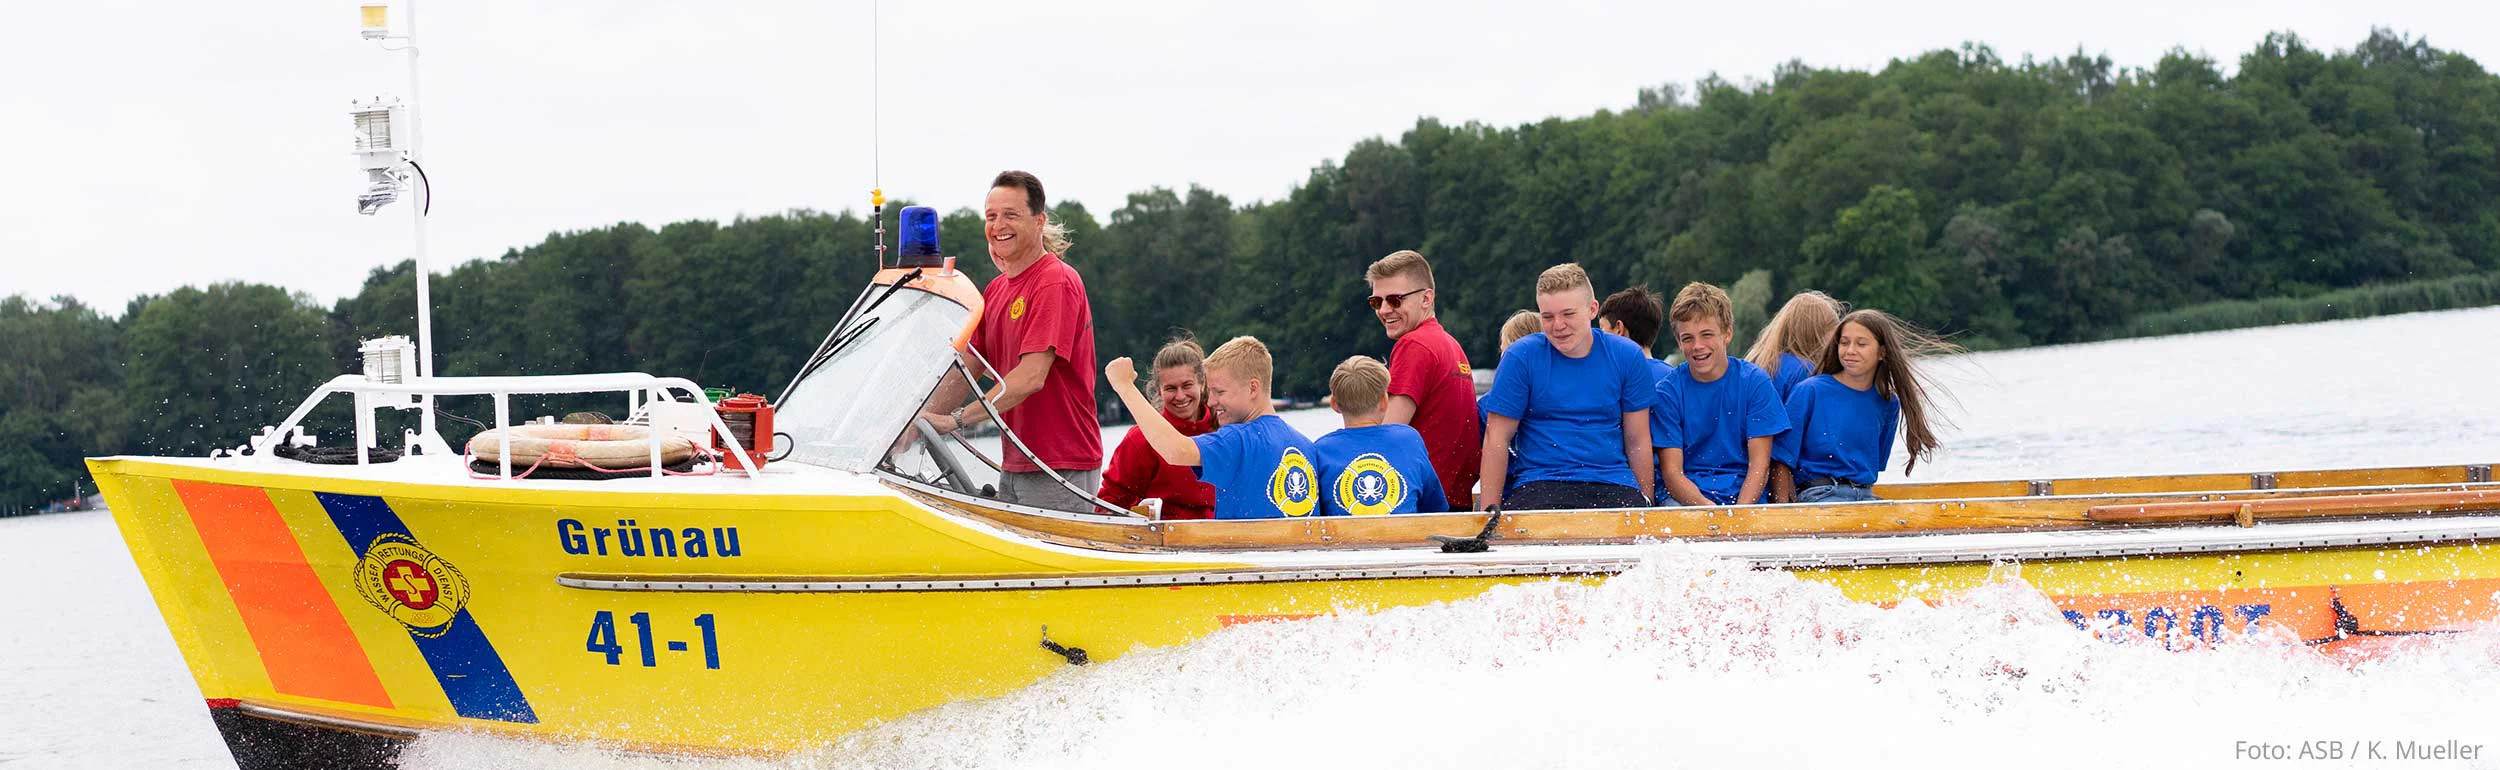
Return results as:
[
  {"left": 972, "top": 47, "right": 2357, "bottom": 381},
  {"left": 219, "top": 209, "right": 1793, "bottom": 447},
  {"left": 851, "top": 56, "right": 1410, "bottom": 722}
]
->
[{"left": 1503, "top": 480, "right": 1649, "bottom": 511}]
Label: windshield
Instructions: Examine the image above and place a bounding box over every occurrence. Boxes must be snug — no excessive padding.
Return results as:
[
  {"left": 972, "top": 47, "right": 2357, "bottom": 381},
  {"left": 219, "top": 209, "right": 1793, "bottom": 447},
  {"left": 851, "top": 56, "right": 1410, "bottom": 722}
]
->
[{"left": 776, "top": 287, "right": 969, "bottom": 473}]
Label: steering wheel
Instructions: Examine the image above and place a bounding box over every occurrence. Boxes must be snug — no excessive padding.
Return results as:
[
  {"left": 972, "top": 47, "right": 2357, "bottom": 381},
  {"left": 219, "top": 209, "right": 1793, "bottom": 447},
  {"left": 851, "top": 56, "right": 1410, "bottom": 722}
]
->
[{"left": 911, "top": 417, "right": 981, "bottom": 494}]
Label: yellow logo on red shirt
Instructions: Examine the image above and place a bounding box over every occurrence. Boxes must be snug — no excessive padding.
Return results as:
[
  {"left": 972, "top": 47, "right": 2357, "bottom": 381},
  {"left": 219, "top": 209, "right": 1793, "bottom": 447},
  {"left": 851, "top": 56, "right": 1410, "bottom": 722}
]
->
[
  {"left": 1009, "top": 296, "right": 1027, "bottom": 320},
  {"left": 1457, "top": 361, "right": 1472, "bottom": 377}
]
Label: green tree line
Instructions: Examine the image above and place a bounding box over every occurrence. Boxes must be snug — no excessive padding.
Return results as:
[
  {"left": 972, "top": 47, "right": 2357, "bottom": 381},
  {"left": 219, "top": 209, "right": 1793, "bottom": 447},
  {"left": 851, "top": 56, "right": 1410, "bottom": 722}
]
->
[{"left": 7, "top": 30, "right": 2498, "bottom": 513}]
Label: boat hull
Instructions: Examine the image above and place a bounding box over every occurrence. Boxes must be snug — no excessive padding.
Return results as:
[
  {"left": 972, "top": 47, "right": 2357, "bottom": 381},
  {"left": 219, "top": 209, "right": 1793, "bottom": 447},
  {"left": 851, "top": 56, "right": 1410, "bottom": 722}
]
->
[{"left": 89, "top": 457, "right": 2500, "bottom": 765}]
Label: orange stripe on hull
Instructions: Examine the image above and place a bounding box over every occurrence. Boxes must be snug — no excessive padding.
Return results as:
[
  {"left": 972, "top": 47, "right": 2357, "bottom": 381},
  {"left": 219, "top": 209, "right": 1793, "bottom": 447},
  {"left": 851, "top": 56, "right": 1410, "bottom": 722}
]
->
[
  {"left": 1218, "top": 613, "right": 1324, "bottom": 627},
  {"left": 173, "top": 480, "right": 394, "bottom": 709},
  {"left": 2054, "top": 577, "right": 2500, "bottom": 648}
]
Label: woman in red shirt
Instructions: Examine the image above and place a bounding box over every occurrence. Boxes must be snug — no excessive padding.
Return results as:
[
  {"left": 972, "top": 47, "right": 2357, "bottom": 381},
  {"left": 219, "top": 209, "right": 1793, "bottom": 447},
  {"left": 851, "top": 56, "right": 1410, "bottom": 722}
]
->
[{"left": 1097, "top": 336, "right": 1221, "bottom": 519}]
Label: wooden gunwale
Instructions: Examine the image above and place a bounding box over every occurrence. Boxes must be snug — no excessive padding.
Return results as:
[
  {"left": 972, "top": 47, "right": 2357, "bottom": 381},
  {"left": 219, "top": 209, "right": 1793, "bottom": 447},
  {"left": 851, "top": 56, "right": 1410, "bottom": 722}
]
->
[
  {"left": 2089, "top": 489, "right": 2500, "bottom": 524},
  {"left": 891, "top": 463, "right": 2500, "bottom": 554},
  {"left": 892, "top": 485, "right": 1169, "bottom": 552},
  {"left": 1152, "top": 484, "right": 2500, "bottom": 552},
  {"left": 1875, "top": 463, "right": 2482, "bottom": 499}
]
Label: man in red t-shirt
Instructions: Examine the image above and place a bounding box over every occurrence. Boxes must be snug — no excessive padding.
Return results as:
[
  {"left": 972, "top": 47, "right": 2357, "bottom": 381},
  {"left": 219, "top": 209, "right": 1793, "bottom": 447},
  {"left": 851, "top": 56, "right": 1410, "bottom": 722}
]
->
[
  {"left": 1096, "top": 338, "right": 1220, "bottom": 519},
  {"left": 1365, "top": 250, "right": 1481, "bottom": 509},
  {"left": 921, "top": 171, "right": 1104, "bottom": 511}
]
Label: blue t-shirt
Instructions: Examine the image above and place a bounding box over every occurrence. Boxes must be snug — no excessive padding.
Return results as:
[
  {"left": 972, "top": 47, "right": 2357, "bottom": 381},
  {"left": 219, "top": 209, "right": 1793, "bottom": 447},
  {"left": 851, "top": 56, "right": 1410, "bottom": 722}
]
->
[
  {"left": 1480, "top": 332, "right": 1658, "bottom": 491},
  {"left": 1475, "top": 396, "right": 1519, "bottom": 491},
  {"left": 1192, "top": 414, "right": 1320, "bottom": 520},
  {"left": 1313, "top": 424, "right": 1447, "bottom": 516},
  {"left": 1648, "top": 357, "right": 1676, "bottom": 388},
  {"left": 1653, "top": 357, "right": 1790, "bottom": 504},
  {"left": 1772, "top": 374, "right": 1899, "bottom": 487},
  {"left": 1769, "top": 352, "right": 1818, "bottom": 400}
]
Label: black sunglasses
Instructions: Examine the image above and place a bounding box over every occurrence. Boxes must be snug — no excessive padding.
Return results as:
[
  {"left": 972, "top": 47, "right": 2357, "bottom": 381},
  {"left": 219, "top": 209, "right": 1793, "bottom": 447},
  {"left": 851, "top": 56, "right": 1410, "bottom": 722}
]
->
[{"left": 1366, "top": 288, "right": 1429, "bottom": 310}]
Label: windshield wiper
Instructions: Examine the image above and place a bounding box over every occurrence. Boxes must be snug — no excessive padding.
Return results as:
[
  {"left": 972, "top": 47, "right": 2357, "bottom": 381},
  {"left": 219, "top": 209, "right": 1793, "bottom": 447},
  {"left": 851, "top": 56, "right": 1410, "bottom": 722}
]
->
[
  {"left": 790, "top": 268, "right": 923, "bottom": 386},
  {"left": 794, "top": 317, "right": 878, "bottom": 384}
]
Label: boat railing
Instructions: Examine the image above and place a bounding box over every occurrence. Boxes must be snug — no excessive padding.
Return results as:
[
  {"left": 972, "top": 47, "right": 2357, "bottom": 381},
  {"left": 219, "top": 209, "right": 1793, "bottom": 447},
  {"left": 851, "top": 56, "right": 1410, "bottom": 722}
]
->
[
  {"left": 250, "top": 372, "right": 761, "bottom": 480},
  {"left": 941, "top": 345, "right": 1137, "bottom": 518}
]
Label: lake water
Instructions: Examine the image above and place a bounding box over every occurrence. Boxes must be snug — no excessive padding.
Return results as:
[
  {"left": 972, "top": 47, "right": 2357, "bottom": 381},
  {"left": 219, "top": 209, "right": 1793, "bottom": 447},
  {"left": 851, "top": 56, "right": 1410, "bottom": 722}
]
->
[{"left": 9, "top": 307, "right": 2500, "bottom": 769}]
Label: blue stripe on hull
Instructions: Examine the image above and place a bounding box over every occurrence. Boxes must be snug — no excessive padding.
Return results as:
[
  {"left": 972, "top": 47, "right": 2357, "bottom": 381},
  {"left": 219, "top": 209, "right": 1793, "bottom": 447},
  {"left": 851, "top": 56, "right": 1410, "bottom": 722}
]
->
[{"left": 315, "top": 492, "right": 540, "bottom": 724}]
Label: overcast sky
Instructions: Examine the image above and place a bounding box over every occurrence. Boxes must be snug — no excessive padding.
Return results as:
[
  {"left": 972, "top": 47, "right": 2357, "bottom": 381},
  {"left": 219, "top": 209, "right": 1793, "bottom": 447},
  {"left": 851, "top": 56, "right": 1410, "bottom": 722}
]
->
[{"left": 4, "top": 0, "right": 2494, "bottom": 313}]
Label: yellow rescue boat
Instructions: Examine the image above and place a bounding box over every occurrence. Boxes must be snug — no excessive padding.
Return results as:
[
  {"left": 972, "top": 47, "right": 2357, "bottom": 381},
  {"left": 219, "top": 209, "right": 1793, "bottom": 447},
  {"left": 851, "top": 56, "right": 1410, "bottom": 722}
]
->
[{"left": 89, "top": 268, "right": 2500, "bottom": 769}]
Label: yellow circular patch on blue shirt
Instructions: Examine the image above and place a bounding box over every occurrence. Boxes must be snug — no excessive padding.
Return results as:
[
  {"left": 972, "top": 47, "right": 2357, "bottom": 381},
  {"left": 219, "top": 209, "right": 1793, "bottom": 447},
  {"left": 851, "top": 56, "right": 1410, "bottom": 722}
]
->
[
  {"left": 1333, "top": 453, "right": 1406, "bottom": 516},
  {"left": 1269, "top": 447, "right": 1318, "bottom": 517}
]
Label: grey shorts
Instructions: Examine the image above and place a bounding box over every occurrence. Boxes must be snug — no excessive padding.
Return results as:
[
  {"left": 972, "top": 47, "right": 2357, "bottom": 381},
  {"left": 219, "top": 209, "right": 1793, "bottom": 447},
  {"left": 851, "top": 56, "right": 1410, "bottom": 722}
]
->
[{"left": 1000, "top": 468, "right": 1104, "bottom": 513}]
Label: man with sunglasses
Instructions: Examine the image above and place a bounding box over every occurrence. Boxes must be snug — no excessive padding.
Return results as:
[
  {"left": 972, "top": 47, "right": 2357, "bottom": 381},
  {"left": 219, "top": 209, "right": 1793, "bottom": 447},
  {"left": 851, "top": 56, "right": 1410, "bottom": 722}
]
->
[{"left": 1364, "top": 250, "right": 1480, "bottom": 509}]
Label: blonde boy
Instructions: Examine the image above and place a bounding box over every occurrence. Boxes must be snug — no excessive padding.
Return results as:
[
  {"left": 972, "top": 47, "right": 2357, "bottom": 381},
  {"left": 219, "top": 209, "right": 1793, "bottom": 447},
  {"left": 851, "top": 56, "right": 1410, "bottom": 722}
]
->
[
  {"left": 1476, "top": 263, "right": 1658, "bottom": 511},
  {"left": 1653, "top": 282, "right": 1790, "bottom": 506},
  {"left": 1313, "top": 356, "right": 1446, "bottom": 516},
  {"left": 1106, "top": 336, "right": 1318, "bottom": 519}
]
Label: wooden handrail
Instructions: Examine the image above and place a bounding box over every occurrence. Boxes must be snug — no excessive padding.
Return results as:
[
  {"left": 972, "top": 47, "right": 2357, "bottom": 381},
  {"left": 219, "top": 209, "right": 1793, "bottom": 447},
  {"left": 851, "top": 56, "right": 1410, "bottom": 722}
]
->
[{"left": 2088, "top": 489, "right": 2500, "bottom": 525}]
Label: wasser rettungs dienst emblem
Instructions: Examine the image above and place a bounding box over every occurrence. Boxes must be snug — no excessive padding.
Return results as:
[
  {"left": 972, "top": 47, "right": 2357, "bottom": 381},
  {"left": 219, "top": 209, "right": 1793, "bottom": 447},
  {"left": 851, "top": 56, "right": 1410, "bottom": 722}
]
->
[{"left": 354, "top": 532, "right": 471, "bottom": 638}]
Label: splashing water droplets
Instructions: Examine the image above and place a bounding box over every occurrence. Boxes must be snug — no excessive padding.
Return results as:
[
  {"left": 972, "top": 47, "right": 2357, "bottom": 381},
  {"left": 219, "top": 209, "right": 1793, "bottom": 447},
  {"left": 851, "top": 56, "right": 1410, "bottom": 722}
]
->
[{"left": 400, "top": 547, "right": 2500, "bottom": 770}]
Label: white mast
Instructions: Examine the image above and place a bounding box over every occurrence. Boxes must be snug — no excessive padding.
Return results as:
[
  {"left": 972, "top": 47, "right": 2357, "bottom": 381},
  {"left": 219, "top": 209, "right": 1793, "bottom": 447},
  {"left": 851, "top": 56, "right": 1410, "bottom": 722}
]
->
[{"left": 354, "top": 0, "right": 445, "bottom": 452}]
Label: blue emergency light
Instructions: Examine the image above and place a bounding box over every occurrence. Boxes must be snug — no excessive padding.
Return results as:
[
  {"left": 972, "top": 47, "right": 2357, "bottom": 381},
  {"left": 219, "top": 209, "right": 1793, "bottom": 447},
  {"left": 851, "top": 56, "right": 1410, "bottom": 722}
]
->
[{"left": 897, "top": 205, "right": 943, "bottom": 267}]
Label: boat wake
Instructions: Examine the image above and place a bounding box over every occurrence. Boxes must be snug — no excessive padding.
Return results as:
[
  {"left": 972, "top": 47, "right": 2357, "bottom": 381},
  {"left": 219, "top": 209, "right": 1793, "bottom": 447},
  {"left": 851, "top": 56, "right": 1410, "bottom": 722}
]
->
[{"left": 399, "top": 547, "right": 2500, "bottom": 770}]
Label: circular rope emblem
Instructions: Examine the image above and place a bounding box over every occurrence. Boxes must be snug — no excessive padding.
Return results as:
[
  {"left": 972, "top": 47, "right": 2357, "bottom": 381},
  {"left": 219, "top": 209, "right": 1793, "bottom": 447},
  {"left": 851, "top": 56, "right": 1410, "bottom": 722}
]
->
[{"left": 354, "top": 533, "right": 470, "bottom": 638}]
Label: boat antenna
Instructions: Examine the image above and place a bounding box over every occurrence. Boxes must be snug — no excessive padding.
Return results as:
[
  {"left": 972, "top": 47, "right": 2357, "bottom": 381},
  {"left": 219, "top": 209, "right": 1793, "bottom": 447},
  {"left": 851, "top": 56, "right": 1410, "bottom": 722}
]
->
[{"left": 869, "top": 0, "right": 887, "bottom": 270}]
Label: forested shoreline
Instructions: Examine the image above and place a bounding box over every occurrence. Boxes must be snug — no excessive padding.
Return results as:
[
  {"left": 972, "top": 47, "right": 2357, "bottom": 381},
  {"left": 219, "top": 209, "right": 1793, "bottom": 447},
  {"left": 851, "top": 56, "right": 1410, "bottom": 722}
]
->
[{"left": 6, "top": 30, "right": 2498, "bottom": 513}]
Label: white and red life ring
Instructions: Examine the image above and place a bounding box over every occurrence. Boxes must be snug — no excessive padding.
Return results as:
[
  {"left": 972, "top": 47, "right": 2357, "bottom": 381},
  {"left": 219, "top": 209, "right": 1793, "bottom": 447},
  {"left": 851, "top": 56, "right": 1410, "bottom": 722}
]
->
[{"left": 466, "top": 424, "right": 698, "bottom": 470}]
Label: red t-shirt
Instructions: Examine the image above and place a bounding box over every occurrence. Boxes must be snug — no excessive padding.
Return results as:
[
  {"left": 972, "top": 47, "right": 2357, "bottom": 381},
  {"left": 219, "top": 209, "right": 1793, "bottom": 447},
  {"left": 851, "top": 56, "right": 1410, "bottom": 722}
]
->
[
  {"left": 1096, "top": 406, "right": 1221, "bottom": 520},
  {"left": 1387, "top": 317, "right": 1481, "bottom": 509},
  {"left": 972, "top": 253, "right": 1102, "bottom": 472}
]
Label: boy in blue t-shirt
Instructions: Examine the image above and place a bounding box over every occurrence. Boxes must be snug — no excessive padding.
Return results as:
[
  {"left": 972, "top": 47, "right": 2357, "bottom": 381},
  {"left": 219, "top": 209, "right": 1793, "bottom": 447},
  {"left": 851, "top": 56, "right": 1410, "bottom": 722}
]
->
[
  {"left": 1106, "top": 336, "right": 1318, "bottom": 519},
  {"left": 1478, "top": 263, "right": 1657, "bottom": 512},
  {"left": 1314, "top": 356, "right": 1445, "bottom": 516},
  {"left": 1654, "top": 282, "right": 1789, "bottom": 506}
]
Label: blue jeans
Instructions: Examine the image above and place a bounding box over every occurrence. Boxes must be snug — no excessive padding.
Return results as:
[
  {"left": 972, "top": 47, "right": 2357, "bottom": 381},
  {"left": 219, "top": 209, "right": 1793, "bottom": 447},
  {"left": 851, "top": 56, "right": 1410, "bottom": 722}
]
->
[{"left": 1797, "top": 483, "right": 1878, "bottom": 503}]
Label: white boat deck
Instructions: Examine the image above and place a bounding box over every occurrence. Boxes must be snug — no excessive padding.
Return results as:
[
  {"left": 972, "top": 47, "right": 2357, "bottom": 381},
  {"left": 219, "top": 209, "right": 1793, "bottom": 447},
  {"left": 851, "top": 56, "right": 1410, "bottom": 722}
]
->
[{"left": 101, "top": 452, "right": 893, "bottom": 497}]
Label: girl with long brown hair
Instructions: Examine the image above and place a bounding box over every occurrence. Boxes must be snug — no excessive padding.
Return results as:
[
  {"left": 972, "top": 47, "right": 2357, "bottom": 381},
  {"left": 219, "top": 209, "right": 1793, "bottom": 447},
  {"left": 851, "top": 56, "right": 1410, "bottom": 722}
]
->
[
  {"left": 1744, "top": 291, "right": 1843, "bottom": 400},
  {"left": 1769, "top": 309, "right": 1958, "bottom": 503}
]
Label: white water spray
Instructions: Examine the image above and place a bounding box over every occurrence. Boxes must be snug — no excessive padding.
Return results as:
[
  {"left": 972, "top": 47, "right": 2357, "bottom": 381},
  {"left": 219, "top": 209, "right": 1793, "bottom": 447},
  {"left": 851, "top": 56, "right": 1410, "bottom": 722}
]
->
[{"left": 400, "top": 547, "right": 2500, "bottom": 770}]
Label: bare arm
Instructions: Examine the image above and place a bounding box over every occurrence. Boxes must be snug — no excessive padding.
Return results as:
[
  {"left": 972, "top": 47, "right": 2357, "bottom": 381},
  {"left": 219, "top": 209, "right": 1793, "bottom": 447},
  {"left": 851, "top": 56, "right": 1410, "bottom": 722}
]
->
[
  {"left": 1477, "top": 414, "right": 1519, "bottom": 511},
  {"left": 920, "top": 359, "right": 977, "bottom": 421},
  {"left": 964, "top": 350, "right": 1056, "bottom": 427},
  {"left": 1737, "top": 436, "right": 1773, "bottom": 505},
  {"left": 925, "top": 350, "right": 1057, "bottom": 433},
  {"left": 1383, "top": 395, "right": 1419, "bottom": 425},
  {"left": 1770, "top": 463, "right": 1796, "bottom": 503},
  {"left": 1622, "top": 409, "right": 1654, "bottom": 505},
  {"left": 1105, "top": 357, "right": 1201, "bottom": 466},
  {"left": 1660, "top": 448, "right": 1713, "bottom": 506}
]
